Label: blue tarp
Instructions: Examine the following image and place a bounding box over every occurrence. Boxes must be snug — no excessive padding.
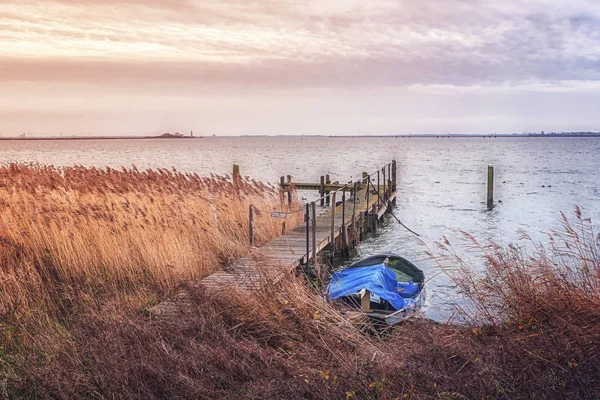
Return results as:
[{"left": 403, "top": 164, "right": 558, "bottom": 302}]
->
[{"left": 328, "top": 264, "right": 419, "bottom": 310}]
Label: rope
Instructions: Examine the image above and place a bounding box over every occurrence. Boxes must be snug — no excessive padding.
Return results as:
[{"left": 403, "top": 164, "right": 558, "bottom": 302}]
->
[{"left": 368, "top": 180, "right": 421, "bottom": 237}]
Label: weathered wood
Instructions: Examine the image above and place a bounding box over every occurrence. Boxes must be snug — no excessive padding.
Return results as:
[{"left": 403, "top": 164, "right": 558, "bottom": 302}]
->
[
  {"left": 325, "top": 174, "right": 331, "bottom": 205},
  {"left": 330, "top": 191, "right": 337, "bottom": 262},
  {"left": 249, "top": 204, "right": 254, "bottom": 247},
  {"left": 371, "top": 203, "right": 377, "bottom": 232},
  {"left": 487, "top": 164, "right": 494, "bottom": 209},
  {"left": 320, "top": 176, "right": 325, "bottom": 207},
  {"left": 280, "top": 182, "right": 360, "bottom": 192},
  {"left": 361, "top": 290, "right": 370, "bottom": 311},
  {"left": 311, "top": 202, "right": 317, "bottom": 260},
  {"left": 233, "top": 163, "right": 240, "bottom": 177}
]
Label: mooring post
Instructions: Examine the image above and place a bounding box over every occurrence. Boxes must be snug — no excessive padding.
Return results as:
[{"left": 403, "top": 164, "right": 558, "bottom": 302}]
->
[
  {"left": 341, "top": 188, "right": 346, "bottom": 255},
  {"left": 487, "top": 164, "right": 494, "bottom": 210},
  {"left": 305, "top": 203, "right": 310, "bottom": 268},
  {"left": 352, "top": 182, "right": 357, "bottom": 246},
  {"left": 365, "top": 176, "right": 371, "bottom": 229},
  {"left": 320, "top": 176, "right": 325, "bottom": 207},
  {"left": 388, "top": 163, "right": 392, "bottom": 199},
  {"left": 311, "top": 202, "right": 317, "bottom": 260},
  {"left": 249, "top": 204, "right": 254, "bottom": 247},
  {"left": 371, "top": 203, "right": 377, "bottom": 232},
  {"left": 325, "top": 175, "right": 331, "bottom": 205},
  {"left": 330, "top": 191, "right": 337, "bottom": 263},
  {"left": 383, "top": 166, "right": 387, "bottom": 201},
  {"left": 377, "top": 170, "right": 380, "bottom": 207},
  {"left": 287, "top": 175, "right": 292, "bottom": 205},
  {"left": 392, "top": 160, "right": 397, "bottom": 192}
]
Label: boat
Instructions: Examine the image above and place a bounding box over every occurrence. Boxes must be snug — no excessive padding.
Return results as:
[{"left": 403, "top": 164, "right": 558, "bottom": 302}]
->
[{"left": 327, "top": 253, "right": 425, "bottom": 325}]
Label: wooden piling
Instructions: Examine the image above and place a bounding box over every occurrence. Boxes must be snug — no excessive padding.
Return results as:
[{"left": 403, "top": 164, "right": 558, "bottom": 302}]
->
[
  {"left": 325, "top": 175, "right": 331, "bottom": 205},
  {"left": 320, "top": 176, "right": 325, "bottom": 207},
  {"left": 330, "top": 191, "right": 336, "bottom": 263},
  {"left": 371, "top": 203, "right": 377, "bottom": 232},
  {"left": 280, "top": 176, "right": 285, "bottom": 204},
  {"left": 383, "top": 166, "right": 387, "bottom": 201},
  {"left": 311, "top": 202, "right": 317, "bottom": 260},
  {"left": 249, "top": 204, "right": 254, "bottom": 247},
  {"left": 287, "top": 175, "right": 292, "bottom": 205},
  {"left": 377, "top": 170, "right": 380, "bottom": 207},
  {"left": 392, "top": 160, "right": 397, "bottom": 192},
  {"left": 305, "top": 203, "right": 310, "bottom": 268},
  {"left": 233, "top": 164, "right": 240, "bottom": 178},
  {"left": 341, "top": 189, "right": 346, "bottom": 255},
  {"left": 487, "top": 164, "right": 494, "bottom": 209}
]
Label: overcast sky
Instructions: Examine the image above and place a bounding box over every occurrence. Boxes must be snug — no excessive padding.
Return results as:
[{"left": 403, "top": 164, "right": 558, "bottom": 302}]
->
[{"left": 1, "top": 0, "right": 599, "bottom": 136}]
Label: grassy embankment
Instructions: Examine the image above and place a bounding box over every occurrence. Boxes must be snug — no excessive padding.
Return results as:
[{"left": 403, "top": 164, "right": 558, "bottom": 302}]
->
[{"left": 1, "top": 164, "right": 600, "bottom": 399}]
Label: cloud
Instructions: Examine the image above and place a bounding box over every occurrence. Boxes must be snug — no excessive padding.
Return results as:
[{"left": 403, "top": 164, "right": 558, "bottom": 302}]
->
[
  {"left": 1, "top": 0, "right": 599, "bottom": 89},
  {"left": 1, "top": 0, "right": 600, "bottom": 134}
]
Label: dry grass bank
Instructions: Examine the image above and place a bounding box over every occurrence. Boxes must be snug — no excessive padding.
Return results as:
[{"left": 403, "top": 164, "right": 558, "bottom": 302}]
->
[
  {"left": 1, "top": 164, "right": 599, "bottom": 399},
  {"left": 0, "top": 164, "right": 302, "bottom": 361}
]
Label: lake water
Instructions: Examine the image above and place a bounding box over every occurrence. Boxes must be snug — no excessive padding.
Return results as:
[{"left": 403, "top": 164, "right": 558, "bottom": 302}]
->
[{"left": 2, "top": 137, "right": 599, "bottom": 320}]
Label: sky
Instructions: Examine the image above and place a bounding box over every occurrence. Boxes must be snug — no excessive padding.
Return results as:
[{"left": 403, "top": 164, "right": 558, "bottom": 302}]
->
[{"left": 1, "top": 0, "right": 600, "bottom": 136}]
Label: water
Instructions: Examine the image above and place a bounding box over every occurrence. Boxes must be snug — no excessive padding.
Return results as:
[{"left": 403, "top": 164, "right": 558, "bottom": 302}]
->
[{"left": 2, "top": 136, "right": 599, "bottom": 320}]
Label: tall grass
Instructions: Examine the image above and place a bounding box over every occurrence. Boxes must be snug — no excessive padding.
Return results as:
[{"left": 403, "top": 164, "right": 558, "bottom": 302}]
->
[
  {"left": 2, "top": 163, "right": 600, "bottom": 399},
  {"left": 0, "top": 163, "right": 301, "bottom": 350}
]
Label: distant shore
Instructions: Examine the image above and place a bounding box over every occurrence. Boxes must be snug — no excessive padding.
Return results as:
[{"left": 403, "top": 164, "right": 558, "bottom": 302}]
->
[{"left": 1, "top": 132, "right": 599, "bottom": 140}]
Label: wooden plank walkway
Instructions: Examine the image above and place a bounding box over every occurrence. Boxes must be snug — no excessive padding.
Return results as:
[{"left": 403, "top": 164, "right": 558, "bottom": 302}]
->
[
  {"left": 149, "top": 171, "right": 397, "bottom": 318},
  {"left": 199, "top": 186, "right": 396, "bottom": 291}
]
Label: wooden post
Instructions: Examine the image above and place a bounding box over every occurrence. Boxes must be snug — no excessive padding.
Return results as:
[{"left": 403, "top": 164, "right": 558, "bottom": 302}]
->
[
  {"left": 233, "top": 164, "right": 240, "bottom": 178},
  {"left": 365, "top": 176, "right": 370, "bottom": 229},
  {"left": 388, "top": 163, "right": 392, "bottom": 200},
  {"left": 341, "top": 189, "right": 346, "bottom": 255},
  {"left": 311, "top": 202, "right": 317, "bottom": 260},
  {"left": 361, "top": 290, "right": 371, "bottom": 311},
  {"left": 371, "top": 203, "right": 377, "bottom": 232},
  {"left": 280, "top": 176, "right": 285, "bottom": 204},
  {"left": 392, "top": 160, "right": 397, "bottom": 192},
  {"left": 352, "top": 182, "right": 357, "bottom": 246},
  {"left": 330, "top": 192, "right": 336, "bottom": 263},
  {"left": 249, "top": 204, "right": 254, "bottom": 246},
  {"left": 320, "top": 176, "right": 325, "bottom": 207},
  {"left": 487, "top": 165, "right": 494, "bottom": 210},
  {"left": 305, "top": 203, "right": 310, "bottom": 268},
  {"left": 362, "top": 172, "right": 368, "bottom": 185},
  {"left": 377, "top": 170, "right": 380, "bottom": 207},
  {"left": 383, "top": 166, "right": 387, "bottom": 201},
  {"left": 325, "top": 175, "right": 331, "bottom": 205},
  {"left": 287, "top": 175, "right": 292, "bottom": 205}
]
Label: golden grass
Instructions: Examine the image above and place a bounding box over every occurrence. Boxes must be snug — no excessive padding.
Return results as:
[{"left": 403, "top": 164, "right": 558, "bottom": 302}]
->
[{"left": 0, "top": 163, "right": 301, "bottom": 329}]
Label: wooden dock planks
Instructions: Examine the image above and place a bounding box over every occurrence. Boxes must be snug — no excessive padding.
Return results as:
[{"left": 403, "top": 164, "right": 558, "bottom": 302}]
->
[{"left": 149, "top": 184, "right": 396, "bottom": 318}]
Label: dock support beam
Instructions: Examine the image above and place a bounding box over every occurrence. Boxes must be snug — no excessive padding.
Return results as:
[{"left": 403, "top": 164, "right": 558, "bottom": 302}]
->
[
  {"left": 249, "top": 204, "right": 254, "bottom": 247},
  {"left": 487, "top": 164, "right": 494, "bottom": 210},
  {"left": 287, "top": 175, "right": 292, "bottom": 205},
  {"left": 311, "top": 202, "right": 317, "bottom": 260},
  {"left": 325, "top": 175, "right": 331, "bottom": 205},
  {"left": 330, "top": 192, "right": 337, "bottom": 264},
  {"left": 305, "top": 203, "right": 310, "bottom": 268},
  {"left": 320, "top": 176, "right": 325, "bottom": 207}
]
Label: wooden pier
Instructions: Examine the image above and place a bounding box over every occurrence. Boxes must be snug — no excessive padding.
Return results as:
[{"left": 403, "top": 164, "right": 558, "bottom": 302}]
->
[{"left": 150, "top": 161, "right": 398, "bottom": 316}]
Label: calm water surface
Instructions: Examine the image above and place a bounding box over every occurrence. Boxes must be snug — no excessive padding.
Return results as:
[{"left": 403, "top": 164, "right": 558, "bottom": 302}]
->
[{"left": 2, "top": 137, "right": 599, "bottom": 320}]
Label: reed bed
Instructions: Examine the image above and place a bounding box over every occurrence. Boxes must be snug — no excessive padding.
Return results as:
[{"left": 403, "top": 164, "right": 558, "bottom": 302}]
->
[
  {"left": 2, "top": 163, "right": 599, "bottom": 399},
  {"left": 0, "top": 163, "right": 301, "bottom": 350}
]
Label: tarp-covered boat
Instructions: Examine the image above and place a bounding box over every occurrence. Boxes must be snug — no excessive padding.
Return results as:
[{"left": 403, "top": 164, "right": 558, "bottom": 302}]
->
[{"left": 327, "top": 253, "right": 425, "bottom": 325}]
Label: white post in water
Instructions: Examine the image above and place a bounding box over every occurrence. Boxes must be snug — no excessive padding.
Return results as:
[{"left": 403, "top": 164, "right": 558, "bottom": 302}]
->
[{"left": 487, "top": 164, "right": 494, "bottom": 210}]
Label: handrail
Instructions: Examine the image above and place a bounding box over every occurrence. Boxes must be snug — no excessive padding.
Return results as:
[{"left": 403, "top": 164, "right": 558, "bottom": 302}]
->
[{"left": 293, "top": 161, "right": 394, "bottom": 205}]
